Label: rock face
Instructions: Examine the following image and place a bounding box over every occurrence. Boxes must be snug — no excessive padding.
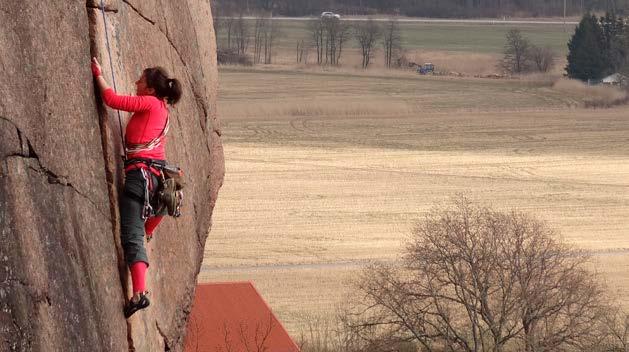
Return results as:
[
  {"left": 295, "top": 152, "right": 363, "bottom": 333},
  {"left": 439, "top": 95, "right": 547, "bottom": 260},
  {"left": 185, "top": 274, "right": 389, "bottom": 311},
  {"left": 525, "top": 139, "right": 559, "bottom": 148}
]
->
[{"left": 0, "top": 1, "right": 223, "bottom": 351}]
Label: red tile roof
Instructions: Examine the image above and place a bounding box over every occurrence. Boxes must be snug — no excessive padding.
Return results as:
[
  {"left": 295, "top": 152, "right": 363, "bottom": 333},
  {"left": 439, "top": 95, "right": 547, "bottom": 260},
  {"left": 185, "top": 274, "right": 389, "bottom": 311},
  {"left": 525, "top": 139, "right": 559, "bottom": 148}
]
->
[{"left": 184, "top": 282, "right": 300, "bottom": 352}]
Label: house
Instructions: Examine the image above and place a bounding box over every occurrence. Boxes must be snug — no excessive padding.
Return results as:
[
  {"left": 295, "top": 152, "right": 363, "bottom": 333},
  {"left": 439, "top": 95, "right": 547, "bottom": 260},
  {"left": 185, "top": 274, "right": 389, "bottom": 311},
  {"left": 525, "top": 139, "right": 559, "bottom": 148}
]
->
[
  {"left": 601, "top": 73, "right": 627, "bottom": 86},
  {"left": 184, "top": 282, "right": 300, "bottom": 352}
]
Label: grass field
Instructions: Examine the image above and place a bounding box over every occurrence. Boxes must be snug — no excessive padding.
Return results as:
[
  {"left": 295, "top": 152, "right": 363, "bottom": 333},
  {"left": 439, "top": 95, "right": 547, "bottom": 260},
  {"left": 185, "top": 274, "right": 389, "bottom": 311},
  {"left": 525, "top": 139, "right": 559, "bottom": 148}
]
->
[
  {"left": 218, "top": 19, "right": 574, "bottom": 74},
  {"left": 201, "top": 66, "right": 629, "bottom": 335},
  {"left": 218, "top": 19, "right": 573, "bottom": 54}
]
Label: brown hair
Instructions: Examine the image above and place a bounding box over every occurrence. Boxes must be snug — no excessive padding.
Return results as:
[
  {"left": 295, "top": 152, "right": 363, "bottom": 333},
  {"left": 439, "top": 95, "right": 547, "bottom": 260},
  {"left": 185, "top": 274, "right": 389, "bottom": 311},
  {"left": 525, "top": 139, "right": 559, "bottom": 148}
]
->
[{"left": 143, "top": 67, "right": 182, "bottom": 105}]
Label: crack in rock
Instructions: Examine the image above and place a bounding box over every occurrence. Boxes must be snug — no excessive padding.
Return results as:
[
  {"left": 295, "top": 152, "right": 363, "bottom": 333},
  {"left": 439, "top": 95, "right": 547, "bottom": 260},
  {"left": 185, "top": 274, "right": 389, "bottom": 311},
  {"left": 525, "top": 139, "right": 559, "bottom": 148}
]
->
[
  {"left": 156, "top": 322, "right": 171, "bottom": 351},
  {"left": 193, "top": 203, "right": 204, "bottom": 250},
  {"left": 121, "top": 0, "right": 155, "bottom": 25},
  {"left": 1, "top": 278, "right": 50, "bottom": 308},
  {"left": 0, "top": 117, "right": 110, "bottom": 221},
  {"left": 126, "top": 321, "right": 135, "bottom": 352},
  {"left": 86, "top": 5, "right": 119, "bottom": 13}
]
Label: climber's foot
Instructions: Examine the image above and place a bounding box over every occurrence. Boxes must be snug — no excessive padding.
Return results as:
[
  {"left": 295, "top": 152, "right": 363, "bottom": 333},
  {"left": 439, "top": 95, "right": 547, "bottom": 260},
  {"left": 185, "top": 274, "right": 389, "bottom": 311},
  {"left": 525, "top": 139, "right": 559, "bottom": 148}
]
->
[{"left": 124, "top": 291, "right": 150, "bottom": 318}]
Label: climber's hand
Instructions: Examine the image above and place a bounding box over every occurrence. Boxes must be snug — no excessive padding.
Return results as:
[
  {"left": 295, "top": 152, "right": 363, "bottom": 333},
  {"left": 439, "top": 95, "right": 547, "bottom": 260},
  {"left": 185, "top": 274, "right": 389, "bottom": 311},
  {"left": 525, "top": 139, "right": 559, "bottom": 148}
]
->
[{"left": 91, "top": 57, "right": 102, "bottom": 77}]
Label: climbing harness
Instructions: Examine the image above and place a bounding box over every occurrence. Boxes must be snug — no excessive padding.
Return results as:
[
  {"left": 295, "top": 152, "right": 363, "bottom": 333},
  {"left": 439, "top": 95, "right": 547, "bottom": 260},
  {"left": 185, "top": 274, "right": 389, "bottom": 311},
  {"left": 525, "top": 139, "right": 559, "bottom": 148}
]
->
[
  {"left": 99, "top": 0, "right": 126, "bottom": 157},
  {"left": 124, "top": 158, "right": 185, "bottom": 218}
]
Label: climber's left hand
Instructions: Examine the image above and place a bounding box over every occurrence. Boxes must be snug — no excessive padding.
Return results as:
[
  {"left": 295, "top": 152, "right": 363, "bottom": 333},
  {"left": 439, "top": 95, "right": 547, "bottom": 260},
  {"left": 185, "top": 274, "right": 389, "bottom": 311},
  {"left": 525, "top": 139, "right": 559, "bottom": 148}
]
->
[{"left": 91, "top": 57, "right": 102, "bottom": 77}]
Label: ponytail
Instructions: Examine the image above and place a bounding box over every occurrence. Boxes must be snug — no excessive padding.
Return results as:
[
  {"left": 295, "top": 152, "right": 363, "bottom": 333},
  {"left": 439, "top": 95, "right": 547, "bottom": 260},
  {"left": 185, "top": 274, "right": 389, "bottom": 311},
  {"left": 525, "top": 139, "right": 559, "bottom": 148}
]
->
[
  {"left": 143, "top": 67, "right": 183, "bottom": 105},
  {"left": 166, "top": 78, "right": 182, "bottom": 105}
]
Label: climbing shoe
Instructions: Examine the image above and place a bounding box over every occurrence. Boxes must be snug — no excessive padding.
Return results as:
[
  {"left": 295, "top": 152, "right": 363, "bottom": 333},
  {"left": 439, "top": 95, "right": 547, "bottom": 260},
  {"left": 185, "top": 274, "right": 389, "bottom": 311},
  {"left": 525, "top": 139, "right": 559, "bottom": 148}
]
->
[{"left": 124, "top": 291, "right": 150, "bottom": 318}]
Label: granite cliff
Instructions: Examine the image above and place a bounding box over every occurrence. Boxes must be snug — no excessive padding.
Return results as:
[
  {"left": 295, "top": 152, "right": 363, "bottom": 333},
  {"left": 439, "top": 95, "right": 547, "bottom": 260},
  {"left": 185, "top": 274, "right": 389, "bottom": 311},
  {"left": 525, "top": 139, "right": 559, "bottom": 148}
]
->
[{"left": 0, "top": 1, "right": 223, "bottom": 350}]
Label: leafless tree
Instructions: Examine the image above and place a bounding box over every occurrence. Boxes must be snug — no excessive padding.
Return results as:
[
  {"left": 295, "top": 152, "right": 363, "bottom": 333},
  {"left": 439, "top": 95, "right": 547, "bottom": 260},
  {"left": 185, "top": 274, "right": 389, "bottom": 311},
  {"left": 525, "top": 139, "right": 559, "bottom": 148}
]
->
[
  {"left": 253, "top": 15, "right": 268, "bottom": 64},
  {"left": 216, "top": 315, "right": 276, "bottom": 352},
  {"left": 218, "top": 322, "right": 236, "bottom": 352},
  {"left": 296, "top": 312, "right": 366, "bottom": 352},
  {"left": 382, "top": 19, "right": 402, "bottom": 68},
  {"left": 529, "top": 45, "right": 556, "bottom": 72},
  {"left": 222, "top": 17, "right": 236, "bottom": 49},
  {"left": 321, "top": 18, "right": 351, "bottom": 65},
  {"left": 263, "top": 17, "right": 279, "bottom": 64},
  {"left": 345, "top": 197, "right": 611, "bottom": 352},
  {"left": 308, "top": 18, "right": 350, "bottom": 66},
  {"left": 308, "top": 19, "right": 325, "bottom": 65},
  {"left": 354, "top": 19, "right": 381, "bottom": 69},
  {"left": 234, "top": 13, "right": 250, "bottom": 56},
  {"left": 183, "top": 314, "right": 208, "bottom": 352},
  {"left": 296, "top": 40, "right": 307, "bottom": 64},
  {"left": 240, "top": 314, "right": 276, "bottom": 352},
  {"left": 597, "top": 307, "right": 629, "bottom": 351},
  {"left": 334, "top": 21, "right": 352, "bottom": 65},
  {"left": 502, "top": 29, "right": 531, "bottom": 74}
]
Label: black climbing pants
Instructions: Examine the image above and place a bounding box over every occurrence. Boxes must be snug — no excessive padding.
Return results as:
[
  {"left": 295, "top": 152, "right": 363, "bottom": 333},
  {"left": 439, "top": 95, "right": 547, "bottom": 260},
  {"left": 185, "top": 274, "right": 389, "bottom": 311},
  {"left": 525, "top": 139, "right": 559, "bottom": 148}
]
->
[{"left": 119, "top": 169, "right": 158, "bottom": 266}]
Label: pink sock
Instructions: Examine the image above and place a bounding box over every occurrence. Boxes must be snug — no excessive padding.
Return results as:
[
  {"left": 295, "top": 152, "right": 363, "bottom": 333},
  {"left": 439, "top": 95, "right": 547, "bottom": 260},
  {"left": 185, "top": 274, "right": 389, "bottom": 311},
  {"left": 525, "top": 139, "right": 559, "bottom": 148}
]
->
[
  {"left": 130, "top": 261, "right": 148, "bottom": 294},
  {"left": 144, "top": 216, "right": 164, "bottom": 238}
]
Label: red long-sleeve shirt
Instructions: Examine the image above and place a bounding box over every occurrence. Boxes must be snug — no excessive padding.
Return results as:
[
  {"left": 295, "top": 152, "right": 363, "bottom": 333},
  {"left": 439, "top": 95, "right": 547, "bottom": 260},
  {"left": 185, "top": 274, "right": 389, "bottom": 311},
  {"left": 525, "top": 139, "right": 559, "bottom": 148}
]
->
[{"left": 102, "top": 88, "right": 168, "bottom": 161}]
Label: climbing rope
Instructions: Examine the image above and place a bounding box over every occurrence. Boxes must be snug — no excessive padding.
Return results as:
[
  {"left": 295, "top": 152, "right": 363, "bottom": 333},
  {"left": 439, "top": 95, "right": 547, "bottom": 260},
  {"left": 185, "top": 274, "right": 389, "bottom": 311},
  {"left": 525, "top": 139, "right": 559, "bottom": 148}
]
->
[{"left": 99, "top": 0, "right": 127, "bottom": 159}]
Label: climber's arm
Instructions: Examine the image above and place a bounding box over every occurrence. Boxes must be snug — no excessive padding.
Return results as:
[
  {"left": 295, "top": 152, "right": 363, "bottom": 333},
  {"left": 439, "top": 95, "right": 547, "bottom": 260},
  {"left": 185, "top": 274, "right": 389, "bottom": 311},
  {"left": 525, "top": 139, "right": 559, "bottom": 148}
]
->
[{"left": 91, "top": 57, "right": 152, "bottom": 112}]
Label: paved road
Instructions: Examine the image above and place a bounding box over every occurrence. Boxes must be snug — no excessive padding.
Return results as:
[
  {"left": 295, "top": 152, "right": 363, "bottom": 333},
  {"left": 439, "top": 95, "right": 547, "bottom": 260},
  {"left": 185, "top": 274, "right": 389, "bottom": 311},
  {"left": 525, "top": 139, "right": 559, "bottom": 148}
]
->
[{"left": 236, "top": 16, "right": 579, "bottom": 25}]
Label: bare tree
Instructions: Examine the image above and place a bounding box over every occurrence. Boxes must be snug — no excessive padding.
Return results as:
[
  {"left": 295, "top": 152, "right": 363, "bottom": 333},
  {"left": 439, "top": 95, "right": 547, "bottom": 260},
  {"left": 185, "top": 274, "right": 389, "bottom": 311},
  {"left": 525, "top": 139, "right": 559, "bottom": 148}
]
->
[
  {"left": 502, "top": 28, "right": 531, "bottom": 74},
  {"left": 323, "top": 18, "right": 351, "bottom": 66},
  {"left": 296, "top": 312, "right": 367, "bottom": 352},
  {"left": 308, "top": 19, "right": 325, "bottom": 65},
  {"left": 296, "top": 40, "right": 307, "bottom": 64},
  {"left": 239, "top": 314, "right": 276, "bottom": 352},
  {"left": 529, "top": 45, "right": 556, "bottom": 72},
  {"left": 354, "top": 19, "right": 381, "bottom": 68},
  {"left": 183, "top": 314, "right": 208, "bottom": 352},
  {"left": 223, "top": 17, "right": 236, "bottom": 49},
  {"left": 345, "top": 197, "right": 610, "bottom": 352},
  {"left": 216, "top": 315, "right": 276, "bottom": 352},
  {"left": 598, "top": 307, "right": 629, "bottom": 351},
  {"left": 382, "top": 19, "right": 402, "bottom": 68},
  {"left": 263, "top": 16, "right": 279, "bottom": 64},
  {"left": 334, "top": 22, "right": 352, "bottom": 65},
  {"left": 308, "top": 18, "right": 350, "bottom": 66},
  {"left": 218, "top": 322, "right": 236, "bottom": 352},
  {"left": 253, "top": 15, "right": 269, "bottom": 64},
  {"left": 234, "top": 13, "right": 250, "bottom": 56}
]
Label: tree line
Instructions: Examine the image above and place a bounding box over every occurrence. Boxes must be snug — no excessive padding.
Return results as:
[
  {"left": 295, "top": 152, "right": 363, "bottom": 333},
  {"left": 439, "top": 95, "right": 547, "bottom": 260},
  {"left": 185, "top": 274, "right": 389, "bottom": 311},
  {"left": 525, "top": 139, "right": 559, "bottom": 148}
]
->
[
  {"left": 215, "top": 14, "right": 403, "bottom": 69},
  {"left": 213, "top": 0, "right": 629, "bottom": 18}
]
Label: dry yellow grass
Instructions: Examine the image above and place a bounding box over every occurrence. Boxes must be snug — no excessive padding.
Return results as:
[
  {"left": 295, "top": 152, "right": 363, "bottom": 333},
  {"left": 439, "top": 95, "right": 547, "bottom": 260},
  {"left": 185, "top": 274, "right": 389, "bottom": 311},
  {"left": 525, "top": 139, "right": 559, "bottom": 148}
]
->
[
  {"left": 553, "top": 78, "right": 629, "bottom": 107},
  {"left": 204, "top": 67, "right": 629, "bottom": 335},
  {"left": 269, "top": 47, "right": 568, "bottom": 77}
]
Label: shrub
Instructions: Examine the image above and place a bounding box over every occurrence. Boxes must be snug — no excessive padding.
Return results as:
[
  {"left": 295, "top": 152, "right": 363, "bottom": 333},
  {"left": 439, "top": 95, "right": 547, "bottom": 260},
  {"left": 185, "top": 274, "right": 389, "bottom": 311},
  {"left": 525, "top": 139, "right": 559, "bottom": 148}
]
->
[{"left": 217, "top": 48, "right": 253, "bottom": 66}]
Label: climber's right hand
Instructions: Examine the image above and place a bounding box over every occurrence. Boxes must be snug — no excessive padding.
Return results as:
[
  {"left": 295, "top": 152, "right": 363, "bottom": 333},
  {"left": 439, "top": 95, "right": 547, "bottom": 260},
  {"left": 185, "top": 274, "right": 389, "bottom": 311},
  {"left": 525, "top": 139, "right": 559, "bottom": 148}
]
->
[{"left": 91, "top": 57, "right": 102, "bottom": 77}]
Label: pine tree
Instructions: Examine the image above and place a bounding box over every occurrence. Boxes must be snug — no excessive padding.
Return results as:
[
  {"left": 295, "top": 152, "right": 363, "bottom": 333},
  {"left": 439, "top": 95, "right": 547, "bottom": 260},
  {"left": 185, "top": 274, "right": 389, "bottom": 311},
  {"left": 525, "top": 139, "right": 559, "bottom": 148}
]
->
[
  {"left": 600, "top": 11, "right": 627, "bottom": 72},
  {"left": 566, "top": 13, "right": 609, "bottom": 81}
]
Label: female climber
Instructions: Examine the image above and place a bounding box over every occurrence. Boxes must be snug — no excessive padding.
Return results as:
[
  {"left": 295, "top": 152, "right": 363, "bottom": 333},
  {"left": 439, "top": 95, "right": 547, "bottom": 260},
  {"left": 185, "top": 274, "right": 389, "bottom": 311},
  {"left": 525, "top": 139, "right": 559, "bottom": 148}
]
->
[{"left": 91, "top": 57, "right": 182, "bottom": 318}]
